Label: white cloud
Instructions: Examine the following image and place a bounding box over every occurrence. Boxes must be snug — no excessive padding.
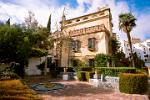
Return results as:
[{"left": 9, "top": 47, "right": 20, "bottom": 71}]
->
[
  {"left": 132, "top": 13, "right": 150, "bottom": 40},
  {"left": 0, "top": 0, "right": 149, "bottom": 40}
]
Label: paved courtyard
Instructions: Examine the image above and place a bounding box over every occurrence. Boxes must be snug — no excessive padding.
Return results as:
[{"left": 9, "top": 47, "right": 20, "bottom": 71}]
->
[
  {"left": 25, "top": 76, "right": 149, "bottom": 100},
  {"left": 40, "top": 81, "right": 149, "bottom": 100}
]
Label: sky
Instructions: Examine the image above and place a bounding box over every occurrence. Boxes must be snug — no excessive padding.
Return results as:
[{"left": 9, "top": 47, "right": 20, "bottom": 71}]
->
[{"left": 0, "top": 0, "right": 150, "bottom": 41}]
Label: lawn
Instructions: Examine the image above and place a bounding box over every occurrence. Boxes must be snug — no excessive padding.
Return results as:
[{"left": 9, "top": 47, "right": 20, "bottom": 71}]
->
[{"left": 0, "top": 79, "right": 42, "bottom": 100}]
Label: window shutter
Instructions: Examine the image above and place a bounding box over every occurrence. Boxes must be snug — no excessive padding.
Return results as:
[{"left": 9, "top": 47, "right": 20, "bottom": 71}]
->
[
  {"left": 77, "top": 40, "right": 81, "bottom": 52},
  {"left": 88, "top": 38, "right": 96, "bottom": 51},
  {"left": 72, "top": 40, "right": 76, "bottom": 51}
]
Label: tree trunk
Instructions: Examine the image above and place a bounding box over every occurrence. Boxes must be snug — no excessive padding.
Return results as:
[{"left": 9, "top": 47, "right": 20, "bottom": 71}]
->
[
  {"left": 44, "top": 56, "right": 47, "bottom": 75},
  {"left": 126, "top": 32, "right": 135, "bottom": 67}
]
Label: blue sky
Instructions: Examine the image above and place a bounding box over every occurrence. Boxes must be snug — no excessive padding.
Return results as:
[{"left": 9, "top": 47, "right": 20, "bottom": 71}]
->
[{"left": 0, "top": 0, "right": 150, "bottom": 40}]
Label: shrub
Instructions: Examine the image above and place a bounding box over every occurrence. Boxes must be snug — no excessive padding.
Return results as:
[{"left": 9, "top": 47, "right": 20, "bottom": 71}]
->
[
  {"left": 11, "top": 63, "right": 24, "bottom": 78},
  {"left": 0, "top": 66, "right": 20, "bottom": 80},
  {"left": 96, "top": 67, "right": 136, "bottom": 77},
  {"left": 119, "top": 73, "right": 148, "bottom": 94},
  {"left": 77, "top": 71, "right": 94, "bottom": 81},
  {"left": 71, "top": 59, "right": 87, "bottom": 68},
  {"left": 30, "top": 48, "right": 48, "bottom": 57},
  {"left": 85, "top": 71, "right": 95, "bottom": 81},
  {"left": 76, "top": 70, "right": 82, "bottom": 81},
  {"left": 50, "top": 70, "right": 59, "bottom": 78},
  {"left": 67, "top": 67, "right": 75, "bottom": 72},
  {"left": 95, "top": 54, "right": 111, "bottom": 67},
  {"left": 80, "top": 67, "right": 93, "bottom": 71},
  {"left": 0, "top": 71, "right": 20, "bottom": 80},
  {"left": 36, "top": 61, "right": 45, "bottom": 74}
]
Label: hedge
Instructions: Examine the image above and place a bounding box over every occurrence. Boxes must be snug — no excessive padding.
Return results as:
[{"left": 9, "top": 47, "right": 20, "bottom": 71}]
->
[
  {"left": 96, "top": 67, "right": 136, "bottom": 77},
  {"left": 119, "top": 73, "right": 148, "bottom": 94},
  {"left": 80, "top": 67, "right": 93, "bottom": 71},
  {"left": 77, "top": 71, "right": 94, "bottom": 81},
  {"left": 30, "top": 48, "right": 48, "bottom": 57}
]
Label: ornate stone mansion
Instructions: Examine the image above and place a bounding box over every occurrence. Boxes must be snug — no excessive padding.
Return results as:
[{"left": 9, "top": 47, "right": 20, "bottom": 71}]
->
[{"left": 52, "top": 7, "right": 113, "bottom": 68}]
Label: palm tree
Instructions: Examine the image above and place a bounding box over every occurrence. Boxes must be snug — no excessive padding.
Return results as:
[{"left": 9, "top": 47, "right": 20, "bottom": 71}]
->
[{"left": 119, "top": 13, "right": 136, "bottom": 67}]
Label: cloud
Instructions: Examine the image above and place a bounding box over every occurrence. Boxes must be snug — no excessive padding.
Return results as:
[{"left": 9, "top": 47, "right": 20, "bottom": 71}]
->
[
  {"left": 0, "top": 0, "right": 63, "bottom": 30},
  {"left": 132, "top": 13, "right": 150, "bottom": 40},
  {"left": 0, "top": 0, "right": 149, "bottom": 40}
]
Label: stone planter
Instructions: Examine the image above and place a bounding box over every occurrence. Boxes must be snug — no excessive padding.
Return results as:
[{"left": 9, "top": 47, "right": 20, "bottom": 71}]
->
[
  {"left": 93, "top": 74, "right": 99, "bottom": 79},
  {"left": 148, "top": 66, "right": 150, "bottom": 76},
  {"left": 62, "top": 74, "right": 69, "bottom": 80}
]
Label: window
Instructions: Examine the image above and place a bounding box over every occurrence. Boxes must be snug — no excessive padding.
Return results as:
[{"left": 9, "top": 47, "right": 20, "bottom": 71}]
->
[
  {"left": 67, "top": 20, "right": 72, "bottom": 24},
  {"left": 88, "top": 59, "right": 94, "bottom": 67},
  {"left": 72, "top": 40, "right": 81, "bottom": 52},
  {"left": 88, "top": 38, "right": 96, "bottom": 51},
  {"left": 147, "top": 42, "right": 150, "bottom": 47},
  {"left": 144, "top": 54, "right": 148, "bottom": 57},
  {"left": 76, "top": 19, "right": 80, "bottom": 22},
  {"left": 83, "top": 17, "right": 88, "bottom": 20}
]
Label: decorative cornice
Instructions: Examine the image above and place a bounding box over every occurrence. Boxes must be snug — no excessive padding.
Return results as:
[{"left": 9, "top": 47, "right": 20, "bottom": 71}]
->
[
  {"left": 65, "top": 7, "right": 110, "bottom": 22},
  {"left": 69, "top": 24, "right": 106, "bottom": 37},
  {"left": 64, "top": 15, "right": 110, "bottom": 28}
]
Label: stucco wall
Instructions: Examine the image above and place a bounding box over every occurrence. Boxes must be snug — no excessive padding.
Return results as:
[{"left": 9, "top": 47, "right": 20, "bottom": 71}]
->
[
  {"left": 60, "top": 8, "right": 112, "bottom": 67},
  {"left": 25, "top": 57, "right": 46, "bottom": 75}
]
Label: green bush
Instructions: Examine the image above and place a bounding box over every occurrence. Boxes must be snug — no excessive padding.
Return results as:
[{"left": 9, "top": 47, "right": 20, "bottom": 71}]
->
[
  {"left": 95, "top": 54, "right": 111, "bottom": 67},
  {"left": 80, "top": 67, "right": 93, "bottom": 71},
  {"left": 50, "top": 70, "right": 59, "bottom": 78},
  {"left": 30, "top": 48, "right": 48, "bottom": 57},
  {"left": 96, "top": 67, "right": 136, "bottom": 77},
  {"left": 77, "top": 71, "right": 94, "bottom": 81},
  {"left": 0, "top": 71, "right": 20, "bottom": 80},
  {"left": 85, "top": 71, "right": 95, "bottom": 81},
  {"left": 119, "top": 73, "right": 148, "bottom": 94},
  {"left": 76, "top": 70, "right": 82, "bottom": 81},
  {"left": 36, "top": 61, "right": 45, "bottom": 74}
]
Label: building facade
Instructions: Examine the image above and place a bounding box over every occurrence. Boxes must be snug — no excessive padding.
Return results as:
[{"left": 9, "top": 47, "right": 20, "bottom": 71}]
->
[
  {"left": 53, "top": 7, "right": 113, "bottom": 68},
  {"left": 122, "top": 39, "right": 150, "bottom": 66}
]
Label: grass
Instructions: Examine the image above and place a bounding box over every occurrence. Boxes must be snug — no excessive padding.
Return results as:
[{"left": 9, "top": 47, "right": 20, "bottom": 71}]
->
[{"left": 0, "top": 79, "right": 42, "bottom": 100}]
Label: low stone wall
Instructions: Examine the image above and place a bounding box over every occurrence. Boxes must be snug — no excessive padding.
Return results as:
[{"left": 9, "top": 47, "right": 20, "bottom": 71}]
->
[
  {"left": 59, "top": 72, "right": 75, "bottom": 79},
  {"left": 89, "top": 76, "right": 119, "bottom": 91},
  {"left": 25, "top": 57, "right": 46, "bottom": 75}
]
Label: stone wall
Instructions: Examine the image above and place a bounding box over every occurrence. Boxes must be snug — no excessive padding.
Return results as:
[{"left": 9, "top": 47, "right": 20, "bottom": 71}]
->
[
  {"left": 25, "top": 57, "right": 46, "bottom": 75},
  {"left": 89, "top": 76, "right": 119, "bottom": 91}
]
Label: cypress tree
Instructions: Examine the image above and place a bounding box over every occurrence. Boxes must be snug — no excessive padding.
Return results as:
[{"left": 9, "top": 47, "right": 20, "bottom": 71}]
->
[
  {"left": 6, "top": 18, "right": 10, "bottom": 26},
  {"left": 47, "top": 14, "right": 51, "bottom": 33}
]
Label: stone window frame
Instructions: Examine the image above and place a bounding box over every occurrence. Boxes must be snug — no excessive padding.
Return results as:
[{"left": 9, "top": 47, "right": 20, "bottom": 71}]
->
[
  {"left": 88, "top": 38, "right": 96, "bottom": 51},
  {"left": 72, "top": 40, "right": 81, "bottom": 52}
]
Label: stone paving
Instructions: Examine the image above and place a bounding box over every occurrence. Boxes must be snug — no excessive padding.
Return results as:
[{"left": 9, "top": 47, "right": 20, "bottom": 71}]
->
[
  {"left": 38, "top": 80, "right": 149, "bottom": 100},
  {"left": 24, "top": 76, "right": 149, "bottom": 100}
]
